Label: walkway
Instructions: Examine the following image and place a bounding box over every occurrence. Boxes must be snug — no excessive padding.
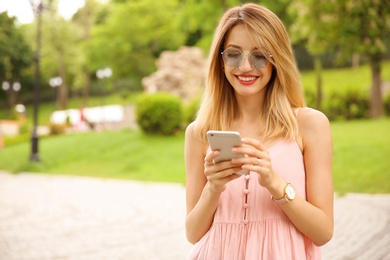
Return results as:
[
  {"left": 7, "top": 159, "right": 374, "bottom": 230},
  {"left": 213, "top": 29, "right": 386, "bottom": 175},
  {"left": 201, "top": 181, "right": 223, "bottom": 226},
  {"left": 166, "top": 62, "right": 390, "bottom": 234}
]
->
[{"left": 0, "top": 171, "right": 389, "bottom": 259}]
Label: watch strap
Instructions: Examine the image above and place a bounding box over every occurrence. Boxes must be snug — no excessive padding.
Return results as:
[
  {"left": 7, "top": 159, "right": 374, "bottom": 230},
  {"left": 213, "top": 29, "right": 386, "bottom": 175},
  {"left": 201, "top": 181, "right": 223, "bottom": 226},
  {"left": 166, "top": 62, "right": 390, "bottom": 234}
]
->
[{"left": 271, "top": 183, "right": 294, "bottom": 204}]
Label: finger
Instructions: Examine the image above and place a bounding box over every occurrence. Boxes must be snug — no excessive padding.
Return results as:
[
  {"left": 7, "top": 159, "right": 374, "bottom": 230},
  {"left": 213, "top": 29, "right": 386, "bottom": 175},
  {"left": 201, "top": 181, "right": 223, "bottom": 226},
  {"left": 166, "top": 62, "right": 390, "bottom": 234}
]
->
[
  {"left": 241, "top": 137, "right": 266, "bottom": 151},
  {"left": 204, "top": 150, "right": 220, "bottom": 165}
]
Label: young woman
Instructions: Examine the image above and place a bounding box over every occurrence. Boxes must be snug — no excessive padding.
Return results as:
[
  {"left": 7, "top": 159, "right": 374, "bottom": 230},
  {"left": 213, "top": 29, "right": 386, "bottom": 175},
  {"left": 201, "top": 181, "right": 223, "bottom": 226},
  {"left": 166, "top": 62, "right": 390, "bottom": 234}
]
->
[{"left": 184, "top": 3, "right": 333, "bottom": 259}]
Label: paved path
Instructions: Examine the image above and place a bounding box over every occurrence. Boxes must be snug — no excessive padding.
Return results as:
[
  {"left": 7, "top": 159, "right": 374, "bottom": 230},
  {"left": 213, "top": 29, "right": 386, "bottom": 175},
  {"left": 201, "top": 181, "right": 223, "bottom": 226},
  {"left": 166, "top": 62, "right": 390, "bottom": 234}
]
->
[{"left": 0, "top": 171, "right": 389, "bottom": 260}]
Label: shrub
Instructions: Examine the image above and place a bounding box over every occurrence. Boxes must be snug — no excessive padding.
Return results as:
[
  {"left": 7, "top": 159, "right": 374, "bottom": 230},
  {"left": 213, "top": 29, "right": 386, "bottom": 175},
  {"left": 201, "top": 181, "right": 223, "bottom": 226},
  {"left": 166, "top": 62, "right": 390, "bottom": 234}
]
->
[
  {"left": 384, "top": 92, "right": 390, "bottom": 116},
  {"left": 323, "top": 89, "right": 369, "bottom": 120},
  {"left": 183, "top": 97, "right": 200, "bottom": 128},
  {"left": 49, "top": 123, "right": 67, "bottom": 135},
  {"left": 304, "top": 89, "right": 316, "bottom": 109},
  {"left": 18, "top": 120, "right": 31, "bottom": 135},
  {"left": 136, "top": 93, "right": 182, "bottom": 135},
  {"left": 3, "top": 133, "right": 30, "bottom": 146}
]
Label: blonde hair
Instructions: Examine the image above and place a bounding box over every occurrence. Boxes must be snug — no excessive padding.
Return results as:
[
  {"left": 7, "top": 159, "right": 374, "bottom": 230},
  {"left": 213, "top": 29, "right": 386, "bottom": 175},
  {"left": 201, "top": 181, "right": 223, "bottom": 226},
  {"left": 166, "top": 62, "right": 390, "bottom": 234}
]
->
[{"left": 194, "top": 3, "right": 306, "bottom": 142}]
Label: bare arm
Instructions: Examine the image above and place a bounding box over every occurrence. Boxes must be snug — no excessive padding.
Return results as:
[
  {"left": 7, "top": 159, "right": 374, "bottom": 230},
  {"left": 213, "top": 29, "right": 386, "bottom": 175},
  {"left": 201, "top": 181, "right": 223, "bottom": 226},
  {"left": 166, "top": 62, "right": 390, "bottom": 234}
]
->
[
  {"left": 285, "top": 108, "right": 334, "bottom": 246},
  {"left": 233, "top": 108, "right": 334, "bottom": 246},
  {"left": 185, "top": 122, "right": 241, "bottom": 244}
]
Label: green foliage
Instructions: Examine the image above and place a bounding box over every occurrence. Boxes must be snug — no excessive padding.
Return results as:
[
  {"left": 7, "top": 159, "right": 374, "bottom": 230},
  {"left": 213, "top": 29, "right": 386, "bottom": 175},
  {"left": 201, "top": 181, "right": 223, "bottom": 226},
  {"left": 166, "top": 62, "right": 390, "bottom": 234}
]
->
[
  {"left": 3, "top": 133, "right": 30, "bottom": 147},
  {"left": 183, "top": 97, "right": 201, "bottom": 128},
  {"left": 86, "top": 0, "right": 186, "bottom": 83},
  {"left": 0, "top": 12, "right": 33, "bottom": 106},
  {"left": 136, "top": 93, "right": 182, "bottom": 135},
  {"left": 49, "top": 123, "right": 67, "bottom": 135},
  {"left": 18, "top": 119, "right": 31, "bottom": 135},
  {"left": 324, "top": 90, "right": 370, "bottom": 121},
  {"left": 384, "top": 91, "right": 390, "bottom": 116}
]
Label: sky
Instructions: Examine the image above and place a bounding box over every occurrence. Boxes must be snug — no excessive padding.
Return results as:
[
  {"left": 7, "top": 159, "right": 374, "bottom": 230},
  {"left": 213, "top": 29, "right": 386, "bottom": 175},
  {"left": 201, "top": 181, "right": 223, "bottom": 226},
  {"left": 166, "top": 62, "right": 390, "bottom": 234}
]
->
[{"left": 0, "top": 0, "right": 85, "bottom": 24}]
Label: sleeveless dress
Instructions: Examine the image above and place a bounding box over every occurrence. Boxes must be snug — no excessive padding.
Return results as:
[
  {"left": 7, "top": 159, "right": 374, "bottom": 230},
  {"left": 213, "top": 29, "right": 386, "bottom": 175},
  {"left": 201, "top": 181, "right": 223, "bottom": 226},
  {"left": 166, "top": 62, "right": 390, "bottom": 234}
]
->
[{"left": 186, "top": 139, "right": 321, "bottom": 260}]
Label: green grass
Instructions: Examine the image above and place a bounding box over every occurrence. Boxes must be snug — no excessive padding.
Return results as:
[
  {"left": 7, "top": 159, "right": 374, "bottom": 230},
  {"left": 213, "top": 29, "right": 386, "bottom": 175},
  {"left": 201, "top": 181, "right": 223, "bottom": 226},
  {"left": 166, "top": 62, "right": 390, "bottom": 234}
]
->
[
  {"left": 0, "top": 118, "right": 389, "bottom": 194},
  {"left": 0, "top": 130, "right": 186, "bottom": 184},
  {"left": 301, "top": 60, "right": 390, "bottom": 94},
  {"left": 331, "top": 118, "right": 390, "bottom": 194}
]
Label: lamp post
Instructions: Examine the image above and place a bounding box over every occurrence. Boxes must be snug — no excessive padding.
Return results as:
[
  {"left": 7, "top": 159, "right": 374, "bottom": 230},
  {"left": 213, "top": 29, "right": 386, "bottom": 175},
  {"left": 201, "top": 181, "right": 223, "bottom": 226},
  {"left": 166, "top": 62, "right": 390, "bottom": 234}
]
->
[
  {"left": 49, "top": 76, "right": 62, "bottom": 109},
  {"left": 29, "top": 0, "right": 43, "bottom": 162},
  {"left": 2, "top": 81, "right": 10, "bottom": 91}
]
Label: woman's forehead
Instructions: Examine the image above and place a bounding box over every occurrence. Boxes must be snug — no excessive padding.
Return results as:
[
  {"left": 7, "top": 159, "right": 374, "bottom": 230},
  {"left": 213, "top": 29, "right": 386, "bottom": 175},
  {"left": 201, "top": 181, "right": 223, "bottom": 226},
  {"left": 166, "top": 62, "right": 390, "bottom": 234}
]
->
[{"left": 224, "top": 24, "right": 258, "bottom": 50}]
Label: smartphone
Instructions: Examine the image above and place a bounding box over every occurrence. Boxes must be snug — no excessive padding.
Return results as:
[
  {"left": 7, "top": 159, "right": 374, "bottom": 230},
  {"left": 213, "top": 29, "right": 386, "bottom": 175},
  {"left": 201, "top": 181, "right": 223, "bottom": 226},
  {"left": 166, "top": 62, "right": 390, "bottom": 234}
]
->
[{"left": 206, "top": 130, "right": 248, "bottom": 175}]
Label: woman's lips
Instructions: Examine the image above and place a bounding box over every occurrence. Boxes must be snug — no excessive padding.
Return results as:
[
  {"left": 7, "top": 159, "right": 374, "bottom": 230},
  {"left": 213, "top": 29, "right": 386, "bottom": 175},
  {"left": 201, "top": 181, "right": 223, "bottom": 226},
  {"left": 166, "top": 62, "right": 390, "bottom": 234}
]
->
[{"left": 236, "top": 75, "right": 258, "bottom": 85}]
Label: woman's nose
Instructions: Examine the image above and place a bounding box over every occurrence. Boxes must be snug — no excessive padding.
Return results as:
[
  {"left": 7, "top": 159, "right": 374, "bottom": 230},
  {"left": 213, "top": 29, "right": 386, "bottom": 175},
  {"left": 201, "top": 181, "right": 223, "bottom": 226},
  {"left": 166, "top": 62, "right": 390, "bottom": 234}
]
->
[{"left": 239, "top": 51, "right": 252, "bottom": 71}]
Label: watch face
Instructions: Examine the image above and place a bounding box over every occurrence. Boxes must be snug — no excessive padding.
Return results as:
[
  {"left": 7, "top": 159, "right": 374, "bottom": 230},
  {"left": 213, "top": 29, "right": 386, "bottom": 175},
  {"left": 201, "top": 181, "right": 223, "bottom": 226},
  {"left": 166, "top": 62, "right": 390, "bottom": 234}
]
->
[{"left": 286, "top": 184, "right": 296, "bottom": 200}]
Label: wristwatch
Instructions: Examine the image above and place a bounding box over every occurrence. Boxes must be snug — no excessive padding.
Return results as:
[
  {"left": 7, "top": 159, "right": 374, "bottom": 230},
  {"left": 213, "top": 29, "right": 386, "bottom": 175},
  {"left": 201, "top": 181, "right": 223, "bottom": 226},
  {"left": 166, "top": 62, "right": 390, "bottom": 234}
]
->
[{"left": 272, "top": 183, "right": 296, "bottom": 204}]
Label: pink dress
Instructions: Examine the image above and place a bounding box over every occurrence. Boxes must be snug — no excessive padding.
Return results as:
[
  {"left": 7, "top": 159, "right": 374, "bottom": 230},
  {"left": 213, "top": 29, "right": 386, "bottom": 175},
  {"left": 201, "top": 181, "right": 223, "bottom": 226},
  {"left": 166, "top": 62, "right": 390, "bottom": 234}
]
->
[{"left": 186, "top": 139, "right": 321, "bottom": 260}]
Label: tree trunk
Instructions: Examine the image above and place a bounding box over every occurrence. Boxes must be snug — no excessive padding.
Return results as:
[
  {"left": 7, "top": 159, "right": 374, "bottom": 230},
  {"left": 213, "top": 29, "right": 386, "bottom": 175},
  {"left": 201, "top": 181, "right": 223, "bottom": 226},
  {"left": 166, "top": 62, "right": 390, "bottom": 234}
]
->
[
  {"left": 83, "top": 73, "right": 91, "bottom": 107},
  {"left": 369, "top": 53, "right": 383, "bottom": 118},
  {"left": 352, "top": 53, "right": 360, "bottom": 69},
  {"left": 314, "top": 56, "right": 323, "bottom": 110}
]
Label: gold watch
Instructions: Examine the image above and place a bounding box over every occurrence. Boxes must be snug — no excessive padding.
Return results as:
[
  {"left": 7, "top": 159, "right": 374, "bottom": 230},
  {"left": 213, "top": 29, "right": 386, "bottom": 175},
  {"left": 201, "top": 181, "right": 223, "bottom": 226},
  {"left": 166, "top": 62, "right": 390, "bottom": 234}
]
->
[{"left": 272, "top": 183, "right": 296, "bottom": 204}]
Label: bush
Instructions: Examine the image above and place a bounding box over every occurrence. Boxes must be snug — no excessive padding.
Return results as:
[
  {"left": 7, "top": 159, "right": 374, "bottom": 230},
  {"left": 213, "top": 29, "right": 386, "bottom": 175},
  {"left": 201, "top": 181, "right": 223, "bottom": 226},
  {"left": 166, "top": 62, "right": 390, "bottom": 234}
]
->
[
  {"left": 384, "top": 92, "right": 390, "bottom": 116},
  {"left": 322, "top": 89, "right": 369, "bottom": 120},
  {"left": 183, "top": 97, "right": 200, "bottom": 128},
  {"left": 304, "top": 89, "right": 316, "bottom": 109},
  {"left": 18, "top": 120, "right": 31, "bottom": 135},
  {"left": 136, "top": 93, "right": 182, "bottom": 135},
  {"left": 49, "top": 123, "right": 67, "bottom": 135},
  {"left": 3, "top": 133, "right": 30, "bottom": 146}
]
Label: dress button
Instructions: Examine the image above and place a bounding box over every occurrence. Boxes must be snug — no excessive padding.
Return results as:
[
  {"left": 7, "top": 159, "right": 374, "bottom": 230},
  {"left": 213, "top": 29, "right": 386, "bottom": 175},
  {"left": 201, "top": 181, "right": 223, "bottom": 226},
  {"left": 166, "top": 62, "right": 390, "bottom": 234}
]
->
[
  {"left": 243, "top": 189, "right": 250, "bottom": 194},
  {"left": 243, "top": 219, "right": 249, "bottom": 225},
  {"left": 243, "top": 203, "right": 249, "bottom": 209},
  {"left": 245, "top": 174, "right": 250, "bottom": 180}
]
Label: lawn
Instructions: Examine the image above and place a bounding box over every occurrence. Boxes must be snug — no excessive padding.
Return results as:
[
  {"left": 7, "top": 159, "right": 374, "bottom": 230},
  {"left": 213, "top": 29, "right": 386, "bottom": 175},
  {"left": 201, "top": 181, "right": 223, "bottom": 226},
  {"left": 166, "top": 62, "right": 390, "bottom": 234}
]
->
[
  {"left": 0, "top": 118, "right": 389, "bottom": 194},
  {"left": 331, "top": 118, "right": 390, "bottom": 194},
  {"left": 301, "top": 60, "right": 390, "bottom": 94},
  {"left": 0, "top": 130, "right": 185, "bottom": 183}
]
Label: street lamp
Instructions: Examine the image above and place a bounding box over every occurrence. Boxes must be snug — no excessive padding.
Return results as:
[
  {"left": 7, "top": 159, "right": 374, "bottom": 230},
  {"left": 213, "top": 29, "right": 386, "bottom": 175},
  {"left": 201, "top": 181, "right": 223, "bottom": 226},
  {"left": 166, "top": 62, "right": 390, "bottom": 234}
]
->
[
  {"left": 2, "top": 81, "right": 10, "bottom": 91},
  {"left": 12, "top": 82, "right": 21, "bottom": 92},
  {"left": 96, "top": 67, "right": 112, "bottom": 80},
  {"left": 29, "top": 0, "right": 43, "bottom": 162},
  {"left": 49, "top": 76, "right": 62, "bottom": 109}
]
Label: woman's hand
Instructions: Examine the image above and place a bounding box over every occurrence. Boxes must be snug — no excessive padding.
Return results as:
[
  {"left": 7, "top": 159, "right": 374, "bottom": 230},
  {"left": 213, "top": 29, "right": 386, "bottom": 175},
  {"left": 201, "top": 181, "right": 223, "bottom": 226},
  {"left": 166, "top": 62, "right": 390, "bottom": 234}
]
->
[
  {"left": 203, "top": 150, "right": 242, "bottom": 193},
  {"left": 231, "top": 138, "right": 278, "bottom": 189}
]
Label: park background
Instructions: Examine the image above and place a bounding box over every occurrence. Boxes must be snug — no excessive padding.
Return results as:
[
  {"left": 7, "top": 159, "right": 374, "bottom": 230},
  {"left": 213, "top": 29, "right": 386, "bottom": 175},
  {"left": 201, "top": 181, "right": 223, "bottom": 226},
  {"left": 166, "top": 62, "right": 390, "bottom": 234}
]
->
[{"left": 0, "top": 0, "right": 389, "bottom": 195}]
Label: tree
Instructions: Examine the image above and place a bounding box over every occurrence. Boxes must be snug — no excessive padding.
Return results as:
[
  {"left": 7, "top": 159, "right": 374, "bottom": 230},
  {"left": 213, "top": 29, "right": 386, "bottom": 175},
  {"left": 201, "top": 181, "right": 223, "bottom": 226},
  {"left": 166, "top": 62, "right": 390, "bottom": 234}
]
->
[
  {"left": 289, "top": 0, "right": 338, "bottom": 110},
  {"left": 72, "top": 0, "right": 109, "bottom": 107},
  {"left": 85, "top": 0, "right": 186, "bottom": 87},
  {"left": 335, "top": 0, "right": 390, "bottom": 118},
  {"left": 0, "top": 12, "right": 33, "bottom": 113}
]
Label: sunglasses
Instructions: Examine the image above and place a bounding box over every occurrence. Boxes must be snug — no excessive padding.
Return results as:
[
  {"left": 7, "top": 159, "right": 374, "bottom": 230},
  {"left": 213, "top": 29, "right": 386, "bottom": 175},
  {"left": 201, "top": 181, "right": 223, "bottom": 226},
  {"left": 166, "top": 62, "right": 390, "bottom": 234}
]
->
[{"left": 221, "top": 48, "right": 272, "bottom": 69}]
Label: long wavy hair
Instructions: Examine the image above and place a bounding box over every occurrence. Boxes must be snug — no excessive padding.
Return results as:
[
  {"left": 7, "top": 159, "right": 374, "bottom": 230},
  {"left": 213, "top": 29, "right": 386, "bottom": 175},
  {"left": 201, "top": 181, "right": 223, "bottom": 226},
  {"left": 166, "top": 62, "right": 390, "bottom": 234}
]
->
[{"left": 194, "top": 3, "right": 306, "bottom": 142}]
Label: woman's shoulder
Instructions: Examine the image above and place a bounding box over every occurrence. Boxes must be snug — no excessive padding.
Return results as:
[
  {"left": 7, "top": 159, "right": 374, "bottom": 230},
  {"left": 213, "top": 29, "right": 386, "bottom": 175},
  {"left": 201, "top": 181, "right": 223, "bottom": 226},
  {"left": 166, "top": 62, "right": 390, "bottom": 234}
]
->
[
  {"left": 296, "top": 107, "right": 330, "bottom": 128},
  {"left": 185, "top": 121, "right": 208, "bottom": 155},
  {"left": 185, "top": 121, "right": 198, "bottom": 136},
  {"left": 296, "top": 107, "right": 331, "bottom": 143},
  {"left": 185, "top": 121, "right": 204, "bottom": 143}
]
